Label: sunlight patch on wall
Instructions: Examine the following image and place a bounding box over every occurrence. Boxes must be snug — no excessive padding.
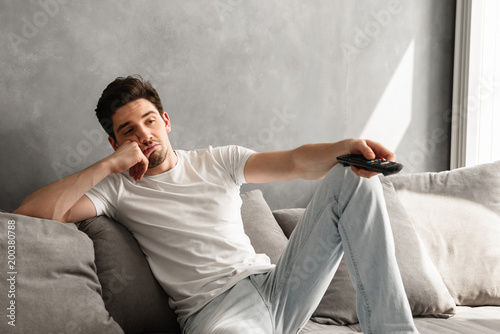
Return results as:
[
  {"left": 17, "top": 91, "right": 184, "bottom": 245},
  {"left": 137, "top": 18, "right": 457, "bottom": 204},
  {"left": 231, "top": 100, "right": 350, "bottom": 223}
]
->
[{"left": 360, "top": 40, "right": 415, "bottom": 152}]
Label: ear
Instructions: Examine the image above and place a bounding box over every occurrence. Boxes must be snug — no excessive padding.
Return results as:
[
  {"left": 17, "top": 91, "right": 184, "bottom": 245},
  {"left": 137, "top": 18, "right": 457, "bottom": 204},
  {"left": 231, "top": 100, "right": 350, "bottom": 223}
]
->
[
  {"left": 108, "top": 136, "right": 119, "bottom": 151},
  {"left": 162, "top": 112, "right": 172, "bottom": 133}
]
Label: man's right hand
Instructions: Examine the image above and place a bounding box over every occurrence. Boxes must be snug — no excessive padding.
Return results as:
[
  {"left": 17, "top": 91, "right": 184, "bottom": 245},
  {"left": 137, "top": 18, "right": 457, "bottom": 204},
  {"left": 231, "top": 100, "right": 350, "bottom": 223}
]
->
[{"left": 105, "top": 140, "right": 149, "bottom": 181}]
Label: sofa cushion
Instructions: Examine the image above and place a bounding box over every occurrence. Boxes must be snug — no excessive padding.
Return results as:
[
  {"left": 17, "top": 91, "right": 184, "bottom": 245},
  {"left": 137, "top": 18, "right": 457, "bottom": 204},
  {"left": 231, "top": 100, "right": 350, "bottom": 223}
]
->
[
  {"left": 272, "top": 208, "right": 306, "bottom": 238},
  {"left": 241, "top": 189, "right": 289, "bottom": 264},
  {"left": 77, "top": 215, "right": 180, "bottom": 334},
  {"left": 388, "top": 161, "right": 500, "bottom": 306},
  {"left": 273, "top": 179, "right": 456, "bottom": 325},
  {"left": 412, "top": 306, "right": 500, "bottom": 334},
  {"left": 0, "top": 212, "right": 123, "bottom": 334}
]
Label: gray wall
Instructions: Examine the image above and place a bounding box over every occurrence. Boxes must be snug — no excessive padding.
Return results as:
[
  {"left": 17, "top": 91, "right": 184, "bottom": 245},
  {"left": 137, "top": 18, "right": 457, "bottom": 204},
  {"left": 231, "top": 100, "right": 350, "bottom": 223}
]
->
[{"left": 0, "top": 0, "right": 455, "bottom": 212}]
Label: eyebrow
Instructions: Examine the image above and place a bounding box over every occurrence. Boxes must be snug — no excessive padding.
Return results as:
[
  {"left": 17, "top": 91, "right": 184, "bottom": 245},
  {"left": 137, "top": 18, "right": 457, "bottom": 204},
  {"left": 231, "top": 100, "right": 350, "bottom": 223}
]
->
[{"left": 116, "top": 110, "right": 158, "bottom": 134}]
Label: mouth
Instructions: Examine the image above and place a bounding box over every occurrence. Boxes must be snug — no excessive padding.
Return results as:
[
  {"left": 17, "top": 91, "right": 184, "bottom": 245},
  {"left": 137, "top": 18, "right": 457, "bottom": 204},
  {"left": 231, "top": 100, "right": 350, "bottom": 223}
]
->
[{"left": 142, "top": 143, "right": 159, "bottom": 156}]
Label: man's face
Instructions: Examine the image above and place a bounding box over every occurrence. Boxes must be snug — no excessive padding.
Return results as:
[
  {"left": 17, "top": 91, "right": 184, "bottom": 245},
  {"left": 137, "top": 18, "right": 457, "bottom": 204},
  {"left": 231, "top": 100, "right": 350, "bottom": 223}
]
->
[{"left": 109, "top": 98, "right": 172, "bottom": 170}]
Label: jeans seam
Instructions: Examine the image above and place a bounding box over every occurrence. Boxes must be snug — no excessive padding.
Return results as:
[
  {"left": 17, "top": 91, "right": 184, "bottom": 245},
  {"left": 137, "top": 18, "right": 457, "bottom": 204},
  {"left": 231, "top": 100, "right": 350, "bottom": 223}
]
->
[{"left": 340, "top": 221, "right": 373, "bottom": 334}]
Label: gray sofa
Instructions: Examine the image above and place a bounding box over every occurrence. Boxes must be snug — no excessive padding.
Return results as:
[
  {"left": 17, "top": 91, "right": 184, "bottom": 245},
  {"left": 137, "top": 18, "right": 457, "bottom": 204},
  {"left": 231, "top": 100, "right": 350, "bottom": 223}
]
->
[{"left": 1, "top": 161, "right": 500, "bottom": 333}]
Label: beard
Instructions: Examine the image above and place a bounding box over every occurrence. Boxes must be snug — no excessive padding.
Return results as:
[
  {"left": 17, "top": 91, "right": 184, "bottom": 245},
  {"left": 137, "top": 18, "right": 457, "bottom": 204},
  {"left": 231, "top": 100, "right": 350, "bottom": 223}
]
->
[{"left": 147, "top": 145, "right": 168, "bottom": 169}]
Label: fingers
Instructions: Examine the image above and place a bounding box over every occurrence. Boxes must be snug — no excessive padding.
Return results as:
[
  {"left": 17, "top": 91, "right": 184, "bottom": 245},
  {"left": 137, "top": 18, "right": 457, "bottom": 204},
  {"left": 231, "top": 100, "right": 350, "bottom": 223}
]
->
[
  {"left": 351, "top": 166, "right": 378, "bottom": 178},
  {"left": 348, "top": 139, "right": 375, "bottom": 160},
  {"left": 357, "top": 140, "right": 376, "bottom": 160},
  {"left": 129, "top": 164, "right": 139, "bottom": 181},
  {"left": 365, "top": 139, "right": 396, "bottom": 161},
  {"left": 350, "top": 139, "right": 396, "bottom": 161},
  {"left": 348, "top": 139, "right": 396, "bottom": 179},
  {"left": 137, "top": 157, "right": 149, "bottom": 180},
  {"left": 129, "top": 156, "right": 149, "bottom": 181},
  {"left": 129, "top": 163, "right": 146, "bottom": 181},
  {"left": 109, "top": 140, "right": 149, "bottom": 180}
]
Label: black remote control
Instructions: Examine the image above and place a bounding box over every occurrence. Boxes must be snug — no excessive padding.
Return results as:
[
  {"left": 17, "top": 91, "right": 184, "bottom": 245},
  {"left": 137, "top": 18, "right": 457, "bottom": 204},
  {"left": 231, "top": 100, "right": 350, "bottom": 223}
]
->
[{"left": 336, "top": 154, "right": 403, "bottom": 176}]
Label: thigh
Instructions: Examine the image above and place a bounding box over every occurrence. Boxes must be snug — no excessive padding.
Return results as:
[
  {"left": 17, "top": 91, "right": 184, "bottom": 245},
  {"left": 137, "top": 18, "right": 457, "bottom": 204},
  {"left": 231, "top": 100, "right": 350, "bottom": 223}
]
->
[{"left": 183, "top": 277, "right": 273, "bottom": 334}]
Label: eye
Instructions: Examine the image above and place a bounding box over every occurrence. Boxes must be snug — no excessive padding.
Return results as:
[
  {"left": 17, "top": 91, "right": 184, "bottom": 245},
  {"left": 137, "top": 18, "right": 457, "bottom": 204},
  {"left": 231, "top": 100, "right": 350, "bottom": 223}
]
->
[
  {"left": 146, "top": 119, "right": 156, "bottom": 125},
  {"left": 123, "top": 128, "right": 133, "bottom": 135}
]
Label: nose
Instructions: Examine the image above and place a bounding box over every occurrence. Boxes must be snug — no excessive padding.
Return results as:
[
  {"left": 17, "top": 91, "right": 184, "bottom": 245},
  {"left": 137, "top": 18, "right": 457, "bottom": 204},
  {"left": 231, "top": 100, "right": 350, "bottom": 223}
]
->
[{"left": 135, "top": 125, "right": 152, "bottom": 144}]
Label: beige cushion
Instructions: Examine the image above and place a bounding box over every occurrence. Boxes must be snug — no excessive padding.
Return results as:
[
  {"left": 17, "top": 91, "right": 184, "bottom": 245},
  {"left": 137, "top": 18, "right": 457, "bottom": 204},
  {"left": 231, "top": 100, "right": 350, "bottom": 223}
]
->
[
  {"left": 388, "top": 161, "right": 500, "bottom": 306},
  {"left": 272, "top": 208, "right": 306, "bottom": 238}
]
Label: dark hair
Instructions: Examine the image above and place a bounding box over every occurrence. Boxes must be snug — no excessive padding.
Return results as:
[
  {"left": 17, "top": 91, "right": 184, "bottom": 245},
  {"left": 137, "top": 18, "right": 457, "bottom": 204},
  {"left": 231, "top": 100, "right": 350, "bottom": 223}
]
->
[{"left": 95, "top": 75, "right": 164, "bottom": 141}]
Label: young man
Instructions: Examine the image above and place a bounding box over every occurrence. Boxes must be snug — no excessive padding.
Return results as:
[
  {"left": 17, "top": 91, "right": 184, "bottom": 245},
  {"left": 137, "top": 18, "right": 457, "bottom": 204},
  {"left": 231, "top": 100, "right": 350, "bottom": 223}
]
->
[{"left": 15, "top": 76, "right": 418, "bottom": 334}]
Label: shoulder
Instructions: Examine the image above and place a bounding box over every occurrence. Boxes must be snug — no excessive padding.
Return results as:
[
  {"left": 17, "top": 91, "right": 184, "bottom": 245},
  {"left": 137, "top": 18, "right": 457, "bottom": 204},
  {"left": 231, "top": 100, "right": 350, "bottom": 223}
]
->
[
  {"left": 178, "top": 145, "right": 253, "bottom": 161},
  {"left": 97, "top": 171, "right": 125, "bottom": 186},
  {"left": 88, "top": 171, "right": 127, "bottom": 196},
  {"left": 207, "top": 145, "right": 255, "bottom": 160}
]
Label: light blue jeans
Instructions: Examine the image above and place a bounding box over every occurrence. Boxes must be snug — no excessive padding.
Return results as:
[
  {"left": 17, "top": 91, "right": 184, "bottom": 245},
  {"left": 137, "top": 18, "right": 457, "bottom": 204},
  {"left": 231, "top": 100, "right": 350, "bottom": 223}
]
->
[{"left": 183, "top": 165, "right": 418, "bottom": 334}]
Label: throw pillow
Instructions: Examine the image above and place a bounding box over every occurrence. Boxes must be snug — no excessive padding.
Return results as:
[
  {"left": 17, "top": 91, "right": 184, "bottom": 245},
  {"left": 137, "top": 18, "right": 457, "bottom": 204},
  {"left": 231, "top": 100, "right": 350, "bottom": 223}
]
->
[
  {"left": 77, "top": 215, "right": 181, "bottom": 334},
  {"left": 388, "top": 161, "right": 500, "bottom": 306},
  {"left": 0, "top": 212, "right": 123, "bottom": 334},
  {"left": 240, "top": 190, "right": 289, "bottom": 264},
  {"left": 272, "top": 208, "right": 306, "bottom": 238},
  {"left": 272, "top": 180, "right": 456, "bottom": 325}
]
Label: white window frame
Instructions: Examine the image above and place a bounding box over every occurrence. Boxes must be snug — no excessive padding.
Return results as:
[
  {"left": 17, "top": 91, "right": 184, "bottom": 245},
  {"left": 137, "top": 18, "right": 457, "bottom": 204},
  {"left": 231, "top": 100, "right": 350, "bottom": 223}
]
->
[{"left": 451, "top": 0, "right": 500, "bottom": 169}]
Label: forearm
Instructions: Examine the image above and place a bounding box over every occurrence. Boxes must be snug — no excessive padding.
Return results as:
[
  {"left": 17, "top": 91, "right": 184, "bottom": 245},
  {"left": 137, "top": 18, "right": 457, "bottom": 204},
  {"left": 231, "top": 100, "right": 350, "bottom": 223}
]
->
[
  {"left": 290, "top": 139, "right": 355, "bottom": 180},
  {"left": 245, "top": 138, "right": 393, "bottom": 183},
  {"left": 13, "top": 159, "right": 112, "bottom": 221}
]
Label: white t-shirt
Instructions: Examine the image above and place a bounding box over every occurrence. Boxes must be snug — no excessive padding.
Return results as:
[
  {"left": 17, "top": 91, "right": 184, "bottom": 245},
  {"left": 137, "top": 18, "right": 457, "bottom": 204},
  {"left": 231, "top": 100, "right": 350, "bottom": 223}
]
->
[{"left": 85, "top": 145, "right": 274, "bottom": 326}]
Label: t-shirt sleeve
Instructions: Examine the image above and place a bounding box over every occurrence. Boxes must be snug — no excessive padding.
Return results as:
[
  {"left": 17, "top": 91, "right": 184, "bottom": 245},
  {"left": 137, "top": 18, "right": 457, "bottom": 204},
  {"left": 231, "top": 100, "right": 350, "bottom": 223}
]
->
[
  {"left": 210, "top": 145, "right": 255, "bottom": 186},
  {"left": 85, "top": 173, "right": 121, "bottom": 219}
]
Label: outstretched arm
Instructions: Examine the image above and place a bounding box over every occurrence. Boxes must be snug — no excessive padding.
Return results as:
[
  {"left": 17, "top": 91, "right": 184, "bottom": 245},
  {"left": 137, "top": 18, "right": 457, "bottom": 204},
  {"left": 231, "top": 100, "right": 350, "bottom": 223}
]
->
[
  {"left": 244, "top": 138, "right": 396, "bottom": 183},
  {"left": 13, "top": 140, "right": 149, "bottom": 223}
]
